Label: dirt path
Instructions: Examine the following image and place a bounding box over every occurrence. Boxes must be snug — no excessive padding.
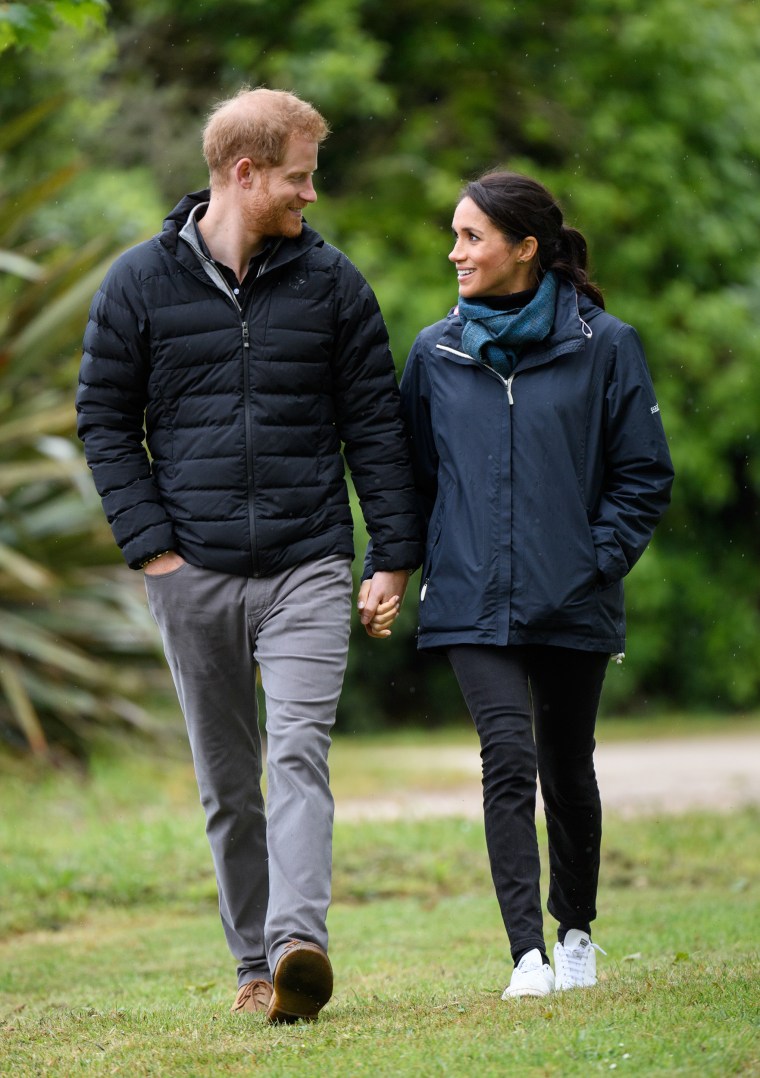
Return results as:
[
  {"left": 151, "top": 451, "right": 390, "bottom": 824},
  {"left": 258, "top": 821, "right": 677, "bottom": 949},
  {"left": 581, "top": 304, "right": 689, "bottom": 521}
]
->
[{"left": 335, "top": 731, "right": 760, "bottom": 821}]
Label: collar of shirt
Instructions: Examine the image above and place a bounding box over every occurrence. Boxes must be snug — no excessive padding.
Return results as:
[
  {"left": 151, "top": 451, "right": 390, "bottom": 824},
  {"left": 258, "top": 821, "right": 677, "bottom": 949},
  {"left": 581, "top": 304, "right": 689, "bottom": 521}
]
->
[{"left": 193, "top": 211, "right": 272, "bottom": 302}]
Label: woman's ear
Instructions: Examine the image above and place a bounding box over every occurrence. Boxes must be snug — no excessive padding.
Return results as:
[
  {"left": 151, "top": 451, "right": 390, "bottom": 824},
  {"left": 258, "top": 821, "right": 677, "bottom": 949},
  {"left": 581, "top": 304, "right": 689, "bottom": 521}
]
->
[{"left": 517, "top": 235, "right": 539, "bottom": 264}]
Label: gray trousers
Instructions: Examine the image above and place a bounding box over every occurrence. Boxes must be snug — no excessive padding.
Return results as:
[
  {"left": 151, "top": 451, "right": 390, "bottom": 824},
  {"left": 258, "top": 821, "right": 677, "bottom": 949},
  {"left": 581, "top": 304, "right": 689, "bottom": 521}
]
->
[{"left": 145, "top": 554, "right": 352, "bottom": 986}]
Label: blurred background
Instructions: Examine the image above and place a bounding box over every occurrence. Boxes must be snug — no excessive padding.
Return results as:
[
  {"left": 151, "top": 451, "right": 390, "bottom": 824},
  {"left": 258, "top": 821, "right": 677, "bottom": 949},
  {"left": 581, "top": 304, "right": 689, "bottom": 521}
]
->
[{"left": 1, "top": 0, "right": 759, "bottom": 761}]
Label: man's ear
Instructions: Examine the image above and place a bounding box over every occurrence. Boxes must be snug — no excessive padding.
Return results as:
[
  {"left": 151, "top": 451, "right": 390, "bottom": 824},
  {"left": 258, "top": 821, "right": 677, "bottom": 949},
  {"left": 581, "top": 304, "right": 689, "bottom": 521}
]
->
[{"left": 234, "top": 157, "right": 257, "bottom": 189}]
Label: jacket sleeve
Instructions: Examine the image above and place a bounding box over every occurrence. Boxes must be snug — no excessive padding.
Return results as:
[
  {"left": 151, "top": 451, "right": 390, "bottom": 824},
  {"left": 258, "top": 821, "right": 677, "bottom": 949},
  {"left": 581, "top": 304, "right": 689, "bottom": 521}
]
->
[
  {"left": 590, "top": 324, "right": 675, "bottom": 585},
  {"left": 361, "top": 333, "right": 439, "bottom": 579},
  {"left": 75, "top": 251, "right": 176, "bottom": 569},
  {"left": 330, "top": 256, "right": 423, "bottom": 572},
  {"left": 399, "top": 335, "right": 439, "bottom": 536}
]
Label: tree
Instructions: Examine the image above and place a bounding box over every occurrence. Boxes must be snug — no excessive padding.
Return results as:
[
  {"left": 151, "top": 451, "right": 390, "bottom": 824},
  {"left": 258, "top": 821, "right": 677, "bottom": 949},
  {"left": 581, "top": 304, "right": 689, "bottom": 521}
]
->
[
  {"left": 2, "top": 0, "right": 759, "bottom": 753},
  {"left": 338, "top": 0, "right": 760, "bottom": 715},
  {"left": 0, "top": 0, "right": 107, "bottom": 53},
  {"left": 0, "top": 10, "right": 167, "bottom": 756}
]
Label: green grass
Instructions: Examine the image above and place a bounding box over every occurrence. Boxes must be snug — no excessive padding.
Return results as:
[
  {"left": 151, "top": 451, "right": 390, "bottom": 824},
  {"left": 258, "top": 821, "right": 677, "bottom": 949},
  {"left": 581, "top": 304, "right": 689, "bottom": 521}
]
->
[{"left": 0, "top": 732, "right": 758, "bottom": 1076}]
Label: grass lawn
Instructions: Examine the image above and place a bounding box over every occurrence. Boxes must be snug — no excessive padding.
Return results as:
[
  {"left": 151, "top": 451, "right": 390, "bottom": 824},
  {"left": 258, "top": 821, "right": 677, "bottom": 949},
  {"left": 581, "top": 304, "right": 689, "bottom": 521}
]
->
[{"left": 0, "top": 728, "right": 758, "bottom": 1076}]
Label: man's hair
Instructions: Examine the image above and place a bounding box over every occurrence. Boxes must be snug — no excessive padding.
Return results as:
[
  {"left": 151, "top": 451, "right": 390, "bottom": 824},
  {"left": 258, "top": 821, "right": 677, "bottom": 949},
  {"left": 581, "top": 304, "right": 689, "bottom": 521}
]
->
[{"left": 203, "top": 87, "right": 329, "bottom": 185}]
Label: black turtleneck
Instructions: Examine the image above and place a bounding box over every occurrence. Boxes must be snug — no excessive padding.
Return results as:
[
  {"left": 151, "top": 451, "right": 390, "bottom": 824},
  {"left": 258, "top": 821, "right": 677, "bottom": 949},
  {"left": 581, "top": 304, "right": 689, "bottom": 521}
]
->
[{"left": 478, "top": 286, "right": 539, "bottom": 312}]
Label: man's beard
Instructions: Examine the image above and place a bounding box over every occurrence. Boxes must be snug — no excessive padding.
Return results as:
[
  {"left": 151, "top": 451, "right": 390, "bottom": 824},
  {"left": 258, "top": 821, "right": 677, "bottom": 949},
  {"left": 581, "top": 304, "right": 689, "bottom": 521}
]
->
[{"left": 244, "top": 183, "right": 303, "bottom": 238}]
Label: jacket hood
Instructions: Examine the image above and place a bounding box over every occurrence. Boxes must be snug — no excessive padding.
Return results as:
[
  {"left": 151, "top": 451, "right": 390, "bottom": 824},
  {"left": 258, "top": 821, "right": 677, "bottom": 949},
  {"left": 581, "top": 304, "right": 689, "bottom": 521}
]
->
[{"left": 161, "top": 189, "right": 210, "bottom": 238}]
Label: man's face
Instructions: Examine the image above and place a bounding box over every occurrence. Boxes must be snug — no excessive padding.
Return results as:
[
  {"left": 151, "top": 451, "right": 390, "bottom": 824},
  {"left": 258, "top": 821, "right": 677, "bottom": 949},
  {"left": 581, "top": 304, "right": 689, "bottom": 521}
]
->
[{"left": 244, "top": 136, "right": 319, "bottom": 238}]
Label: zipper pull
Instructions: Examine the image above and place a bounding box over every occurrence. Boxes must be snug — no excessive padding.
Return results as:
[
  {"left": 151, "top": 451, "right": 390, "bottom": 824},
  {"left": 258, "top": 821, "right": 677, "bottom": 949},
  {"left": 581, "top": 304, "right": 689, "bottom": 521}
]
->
[
  {"left": 242, "top": 321, "right": 250, "bottom": 349},
  {"left": 420, "top": 579, "right": 428, "bottom": 601},
  {"left": 506, "top": 374, "right": 514, "bottom": 404}
]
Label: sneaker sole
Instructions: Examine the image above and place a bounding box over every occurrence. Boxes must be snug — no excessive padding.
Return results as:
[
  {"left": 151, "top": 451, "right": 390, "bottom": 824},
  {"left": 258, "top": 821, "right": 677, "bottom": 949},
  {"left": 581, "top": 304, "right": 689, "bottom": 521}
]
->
[{"left": 267, "top": 944, "right": 333, "bottom": 1024}]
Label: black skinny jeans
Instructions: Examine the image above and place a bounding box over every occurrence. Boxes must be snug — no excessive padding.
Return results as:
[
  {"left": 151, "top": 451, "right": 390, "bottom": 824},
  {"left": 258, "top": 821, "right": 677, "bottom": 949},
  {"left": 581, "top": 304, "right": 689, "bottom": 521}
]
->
[{"left": 447, "top": 644, "right": 609, "bottom": 962}]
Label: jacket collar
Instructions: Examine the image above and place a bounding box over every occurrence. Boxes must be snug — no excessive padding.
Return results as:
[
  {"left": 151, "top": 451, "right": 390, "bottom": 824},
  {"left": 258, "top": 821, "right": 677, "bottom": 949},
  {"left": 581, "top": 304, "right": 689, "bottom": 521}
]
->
[
  {"left": 159, "top": 188, "right": 323, "bottom": 277},
  {"left": 438, "top": 278, "right": 594, "bottom": 370}
]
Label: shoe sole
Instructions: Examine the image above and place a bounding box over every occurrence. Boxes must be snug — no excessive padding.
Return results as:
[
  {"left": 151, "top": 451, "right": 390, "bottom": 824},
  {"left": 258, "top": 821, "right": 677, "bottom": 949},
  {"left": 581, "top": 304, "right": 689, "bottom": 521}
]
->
[{"left": 266, "top": 944, "right": 333, "bottom": 1024}]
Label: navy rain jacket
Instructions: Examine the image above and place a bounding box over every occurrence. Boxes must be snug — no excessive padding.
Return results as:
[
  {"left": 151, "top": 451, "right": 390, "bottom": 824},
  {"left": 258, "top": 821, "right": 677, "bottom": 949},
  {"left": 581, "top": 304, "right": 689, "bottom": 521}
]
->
[
  {"left": 402, "top": 279, "right": 674, "bottom": 653},
  {"left": 77, "top": 191, "right": 422, "bottom": 577}
]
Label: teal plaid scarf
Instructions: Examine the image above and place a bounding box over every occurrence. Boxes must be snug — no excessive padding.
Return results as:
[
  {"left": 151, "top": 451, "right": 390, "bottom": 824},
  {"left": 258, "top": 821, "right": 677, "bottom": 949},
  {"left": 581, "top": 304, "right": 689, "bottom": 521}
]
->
[{"left": 459, "top": 271, "right": 558, "bottom": 377}]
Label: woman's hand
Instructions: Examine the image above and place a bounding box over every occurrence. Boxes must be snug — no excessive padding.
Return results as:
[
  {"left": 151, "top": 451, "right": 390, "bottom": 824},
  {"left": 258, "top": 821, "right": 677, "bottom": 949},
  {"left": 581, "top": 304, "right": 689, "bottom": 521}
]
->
[
  {"left": 357, "top": 571, "right": 408, "bottom": 638},
  {"left": 366, "top": 592, "right": 401, "bottom": 638}
]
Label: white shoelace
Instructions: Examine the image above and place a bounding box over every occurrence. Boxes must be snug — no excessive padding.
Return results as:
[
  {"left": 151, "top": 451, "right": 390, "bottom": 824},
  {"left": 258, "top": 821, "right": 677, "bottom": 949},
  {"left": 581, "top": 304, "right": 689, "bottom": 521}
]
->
[{"left": 556, "top": 937, "right": 607, "bottom": 985}]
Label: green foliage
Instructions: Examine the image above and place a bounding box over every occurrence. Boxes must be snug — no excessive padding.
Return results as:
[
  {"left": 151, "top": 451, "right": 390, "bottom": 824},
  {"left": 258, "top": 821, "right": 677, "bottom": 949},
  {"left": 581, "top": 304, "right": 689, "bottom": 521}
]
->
[
  {"left": 0, "top": 0, "right": 107, "bottom": 54},
  {"left": 0, "top": 105, "right": 166, "bottom": 757},
  {"left": 2, "top": 0, "right": 760, "bottom": 751},
  {"left": 342, "top": 0, "right": 760, "bottom": 718}
]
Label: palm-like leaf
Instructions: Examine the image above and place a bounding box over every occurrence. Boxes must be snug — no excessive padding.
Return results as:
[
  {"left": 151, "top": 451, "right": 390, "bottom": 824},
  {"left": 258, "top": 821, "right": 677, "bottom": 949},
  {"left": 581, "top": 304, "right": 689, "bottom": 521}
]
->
[{"left": 0, "top": 106, "right": 165, "bottom": 758}]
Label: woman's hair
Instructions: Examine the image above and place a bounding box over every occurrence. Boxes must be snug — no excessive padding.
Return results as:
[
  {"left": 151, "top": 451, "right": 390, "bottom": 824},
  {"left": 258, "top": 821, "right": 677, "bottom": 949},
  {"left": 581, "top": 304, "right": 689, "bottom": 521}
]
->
[
  {"left": 462, "top": 171, "right": 605, "bottom": 309},
  {"left": 203, "top": 87, "right": 329, "bottom": 185}
]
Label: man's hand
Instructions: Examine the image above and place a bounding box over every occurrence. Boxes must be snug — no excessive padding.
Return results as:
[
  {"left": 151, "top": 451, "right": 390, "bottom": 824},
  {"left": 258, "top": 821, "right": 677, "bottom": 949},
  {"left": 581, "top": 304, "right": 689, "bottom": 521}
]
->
[
  {"left": 357, "top": 570, "right": 410, "bottom": 638},
  {"left": 142, "top": 551, "right": 186, "bottom": 576}
]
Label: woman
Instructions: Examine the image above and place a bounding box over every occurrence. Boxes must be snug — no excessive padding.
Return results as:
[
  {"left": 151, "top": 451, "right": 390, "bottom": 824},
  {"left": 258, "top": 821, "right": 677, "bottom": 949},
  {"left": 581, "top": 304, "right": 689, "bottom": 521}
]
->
[{"left": 363, "top": 171, "right": 674, "bottom": 997}]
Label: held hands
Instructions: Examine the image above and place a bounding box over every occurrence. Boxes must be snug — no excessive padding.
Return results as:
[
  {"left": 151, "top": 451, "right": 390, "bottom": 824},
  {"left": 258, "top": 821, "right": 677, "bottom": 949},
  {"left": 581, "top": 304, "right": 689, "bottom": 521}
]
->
[{"left": 357, "top": 570, "right": 411, "bottom": 639}]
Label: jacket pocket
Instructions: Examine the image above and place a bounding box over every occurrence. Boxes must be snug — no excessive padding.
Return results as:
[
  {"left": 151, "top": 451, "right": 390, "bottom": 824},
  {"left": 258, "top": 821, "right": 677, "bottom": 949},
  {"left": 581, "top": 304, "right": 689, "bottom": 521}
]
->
[
  {"left": 420, "top": 497, "right": 446, "bottom": 601},
  {"left": 511, "top": 521, "right": 599, "bottom": 631},
  {"left": 590, "top": 524, "right": 629, "bottom": 587}
]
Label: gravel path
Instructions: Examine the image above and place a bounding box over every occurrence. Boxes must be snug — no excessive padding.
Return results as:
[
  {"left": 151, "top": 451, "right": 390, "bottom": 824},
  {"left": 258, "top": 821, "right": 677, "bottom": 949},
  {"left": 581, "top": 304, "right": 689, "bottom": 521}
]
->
[{"left": 335, "top": 731, "right": 760, "bottom": 822}]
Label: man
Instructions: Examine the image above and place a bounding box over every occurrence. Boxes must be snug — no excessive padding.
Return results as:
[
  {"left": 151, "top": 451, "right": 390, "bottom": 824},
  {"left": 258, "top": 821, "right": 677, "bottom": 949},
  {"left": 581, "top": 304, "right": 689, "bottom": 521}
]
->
[{"left": 76, "top": 87, "right": 421, "bottom": 1023}]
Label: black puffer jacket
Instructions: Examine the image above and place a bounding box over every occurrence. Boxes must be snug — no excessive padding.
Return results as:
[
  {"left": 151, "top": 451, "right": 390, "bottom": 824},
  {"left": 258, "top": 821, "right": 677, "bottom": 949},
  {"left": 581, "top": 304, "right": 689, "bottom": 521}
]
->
[{"left": 77, "top": 191, "right": 422, "bottom": 576}]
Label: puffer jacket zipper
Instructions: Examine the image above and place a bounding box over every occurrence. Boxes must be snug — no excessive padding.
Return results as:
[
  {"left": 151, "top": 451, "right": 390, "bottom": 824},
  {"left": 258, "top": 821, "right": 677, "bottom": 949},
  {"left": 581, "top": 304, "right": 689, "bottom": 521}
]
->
[
  {"left": 177, "top": 221, "right": 286, "bottom": 574},
  {"left": 240, "top": 316, "right": 258, "bottom": 573},
  {"left": 186, "top": 245, "right": 263, "bottom": 572}
]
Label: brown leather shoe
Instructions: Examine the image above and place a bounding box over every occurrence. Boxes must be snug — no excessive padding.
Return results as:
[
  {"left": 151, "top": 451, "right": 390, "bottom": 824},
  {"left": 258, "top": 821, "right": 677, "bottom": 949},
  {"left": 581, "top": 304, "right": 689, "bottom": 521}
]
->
[
  {"left": 231, "top": 979, "right": 273, "bottom": 1014},
  {"left": 266, "top": 940, "right": 333, "bottom": 1024}
]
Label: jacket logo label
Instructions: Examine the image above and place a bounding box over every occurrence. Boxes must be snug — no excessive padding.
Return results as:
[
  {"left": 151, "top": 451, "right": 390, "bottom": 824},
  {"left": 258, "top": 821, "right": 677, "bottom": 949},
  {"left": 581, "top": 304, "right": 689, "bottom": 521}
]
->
[{"left": 650, "top": 403, "right": 660, "bottom": 414}]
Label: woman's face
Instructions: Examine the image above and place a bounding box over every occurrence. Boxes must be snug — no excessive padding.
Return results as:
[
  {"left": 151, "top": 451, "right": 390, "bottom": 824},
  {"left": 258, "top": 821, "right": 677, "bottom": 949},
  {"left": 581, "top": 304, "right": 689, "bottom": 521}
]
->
[{"left": 449, "top": 197, "right": 535, "bottom": 298}]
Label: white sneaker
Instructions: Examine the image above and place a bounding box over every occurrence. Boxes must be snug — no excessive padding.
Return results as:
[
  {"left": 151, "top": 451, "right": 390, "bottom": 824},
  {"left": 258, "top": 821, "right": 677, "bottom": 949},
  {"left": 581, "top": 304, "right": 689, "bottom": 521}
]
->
[
  {"left": 553, "top": 929, "right": 607, "bottom": 990},
  {"left": 501, "top": 948, "right": 555, "bottom": 999}
]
